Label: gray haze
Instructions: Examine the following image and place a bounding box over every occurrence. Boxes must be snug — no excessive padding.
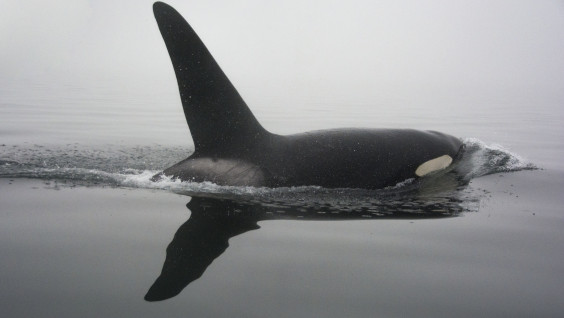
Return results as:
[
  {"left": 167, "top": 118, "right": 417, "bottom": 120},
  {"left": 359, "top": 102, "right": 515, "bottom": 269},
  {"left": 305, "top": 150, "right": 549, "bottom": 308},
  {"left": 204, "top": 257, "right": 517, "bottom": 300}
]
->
[
  {"left": 2, "top": 3, "right": 564, "bottom": 316},
  {"left": 2, "top": 1, "right": 563, "bottom": 94},
  {"left": 1, "top": 0, "right": 563, "bottom": 137}
]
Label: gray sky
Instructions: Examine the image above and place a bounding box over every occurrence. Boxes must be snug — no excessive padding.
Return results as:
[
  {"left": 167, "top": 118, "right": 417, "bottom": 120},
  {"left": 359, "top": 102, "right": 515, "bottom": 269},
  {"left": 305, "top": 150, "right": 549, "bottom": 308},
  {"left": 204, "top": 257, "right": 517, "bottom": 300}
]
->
[{"left": 1, "top": 0, "right": 563, "bottom": 107}]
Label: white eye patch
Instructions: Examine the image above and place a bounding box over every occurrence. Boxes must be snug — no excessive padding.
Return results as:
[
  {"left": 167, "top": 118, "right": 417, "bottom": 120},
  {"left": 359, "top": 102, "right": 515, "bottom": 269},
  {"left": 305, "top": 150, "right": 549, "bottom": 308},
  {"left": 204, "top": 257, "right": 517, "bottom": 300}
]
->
[{"left": 415, "top": 155, "right": 453, "bottom": 177}]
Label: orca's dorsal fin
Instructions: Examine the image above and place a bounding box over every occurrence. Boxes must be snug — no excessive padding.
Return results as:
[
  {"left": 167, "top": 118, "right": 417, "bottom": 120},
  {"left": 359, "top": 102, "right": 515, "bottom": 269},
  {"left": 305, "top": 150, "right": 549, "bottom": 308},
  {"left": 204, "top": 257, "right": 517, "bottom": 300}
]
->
[{"left": 153, "top": 2, "right": 267, "bottom": 156}]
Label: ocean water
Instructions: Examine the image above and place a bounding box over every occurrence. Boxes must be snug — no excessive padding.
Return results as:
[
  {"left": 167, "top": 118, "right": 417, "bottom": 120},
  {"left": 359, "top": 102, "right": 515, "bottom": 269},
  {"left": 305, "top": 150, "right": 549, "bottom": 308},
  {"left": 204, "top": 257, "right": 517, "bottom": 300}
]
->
[
  {"left": 1, "top": 74, "right": 563, "bottom": 317},
  {"left": 0, "top": 78, "right": 542, "bottom": 213},
  {"left": 1, "top": 1, "right": 564, "bottom": 314}
]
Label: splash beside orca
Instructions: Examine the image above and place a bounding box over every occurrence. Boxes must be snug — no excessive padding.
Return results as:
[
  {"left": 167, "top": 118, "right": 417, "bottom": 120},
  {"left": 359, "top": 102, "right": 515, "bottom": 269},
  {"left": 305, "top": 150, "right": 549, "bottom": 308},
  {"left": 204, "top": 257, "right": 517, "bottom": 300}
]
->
[{"left": 151, "top": 2, "right": 463, "bottom": 189}]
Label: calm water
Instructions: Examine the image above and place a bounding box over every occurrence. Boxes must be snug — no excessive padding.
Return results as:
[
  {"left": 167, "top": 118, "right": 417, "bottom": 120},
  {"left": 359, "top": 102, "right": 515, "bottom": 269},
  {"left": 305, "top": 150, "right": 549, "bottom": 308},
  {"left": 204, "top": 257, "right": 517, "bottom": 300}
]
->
[{"left": 1, "top": 70, "right": 563, "bottom": 318}]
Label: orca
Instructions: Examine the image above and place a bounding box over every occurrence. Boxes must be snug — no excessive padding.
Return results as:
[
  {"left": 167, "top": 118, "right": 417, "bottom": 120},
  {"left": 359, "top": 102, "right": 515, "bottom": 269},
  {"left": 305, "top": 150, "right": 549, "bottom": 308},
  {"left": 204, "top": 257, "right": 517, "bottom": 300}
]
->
[{"left": 151, "top": 2, "right": 463, "bottom": 189}]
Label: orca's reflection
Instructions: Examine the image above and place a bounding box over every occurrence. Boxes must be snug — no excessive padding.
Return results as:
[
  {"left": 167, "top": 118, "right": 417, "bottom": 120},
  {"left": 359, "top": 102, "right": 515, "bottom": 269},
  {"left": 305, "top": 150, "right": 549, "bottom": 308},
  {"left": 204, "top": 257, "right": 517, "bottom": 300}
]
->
[{"left": 145, "top": 177, "right": 472, "bottom": 301}]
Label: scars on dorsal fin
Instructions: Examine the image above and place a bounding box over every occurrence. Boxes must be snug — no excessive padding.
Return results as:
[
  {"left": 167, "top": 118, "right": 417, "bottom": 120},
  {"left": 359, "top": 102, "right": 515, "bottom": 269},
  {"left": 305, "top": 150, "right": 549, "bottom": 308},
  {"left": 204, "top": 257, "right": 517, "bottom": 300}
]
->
[{"left": 153, "top": 2, "right": 267, "bottom": 156}]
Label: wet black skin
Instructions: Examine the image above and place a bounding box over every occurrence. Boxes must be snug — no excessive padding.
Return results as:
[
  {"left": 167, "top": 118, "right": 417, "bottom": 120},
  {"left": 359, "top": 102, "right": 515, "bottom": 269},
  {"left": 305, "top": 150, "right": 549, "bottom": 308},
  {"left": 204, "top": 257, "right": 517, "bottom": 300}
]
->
[{"left": 151, "top": 2, "right": 463, "bottom": 189}]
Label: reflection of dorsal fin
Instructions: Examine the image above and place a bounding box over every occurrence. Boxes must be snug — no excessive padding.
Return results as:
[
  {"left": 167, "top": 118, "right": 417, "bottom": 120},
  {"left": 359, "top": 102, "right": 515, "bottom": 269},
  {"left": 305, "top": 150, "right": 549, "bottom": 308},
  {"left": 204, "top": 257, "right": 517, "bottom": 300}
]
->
[
  {"left": 144, "top": 197, "right": 260, "bottom": 302},
  {"left": 153, "top": 2, "right": 267, "bottom": 155}
]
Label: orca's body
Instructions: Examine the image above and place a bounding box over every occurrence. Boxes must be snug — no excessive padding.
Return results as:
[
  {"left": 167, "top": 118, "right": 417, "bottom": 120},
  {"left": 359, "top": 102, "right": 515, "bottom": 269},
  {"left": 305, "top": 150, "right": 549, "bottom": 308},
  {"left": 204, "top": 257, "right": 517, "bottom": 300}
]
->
[{"left": 152, "top": 2, "right": 463, "bottom": 189}]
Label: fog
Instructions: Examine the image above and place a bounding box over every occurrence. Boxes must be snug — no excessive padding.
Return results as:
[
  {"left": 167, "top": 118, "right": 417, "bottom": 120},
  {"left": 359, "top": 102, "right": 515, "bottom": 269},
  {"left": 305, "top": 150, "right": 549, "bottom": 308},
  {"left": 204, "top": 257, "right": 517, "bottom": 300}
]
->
[{"left": 1, "top": 0, "right": 563, "bottom": 110}]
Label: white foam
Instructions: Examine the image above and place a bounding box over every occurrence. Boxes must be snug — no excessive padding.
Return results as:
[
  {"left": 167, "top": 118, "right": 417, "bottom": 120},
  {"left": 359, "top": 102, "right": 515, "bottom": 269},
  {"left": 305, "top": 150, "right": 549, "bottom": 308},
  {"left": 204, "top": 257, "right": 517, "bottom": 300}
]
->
[{"left": 460, "top": 138, "right": 536, "bottom": 179}]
